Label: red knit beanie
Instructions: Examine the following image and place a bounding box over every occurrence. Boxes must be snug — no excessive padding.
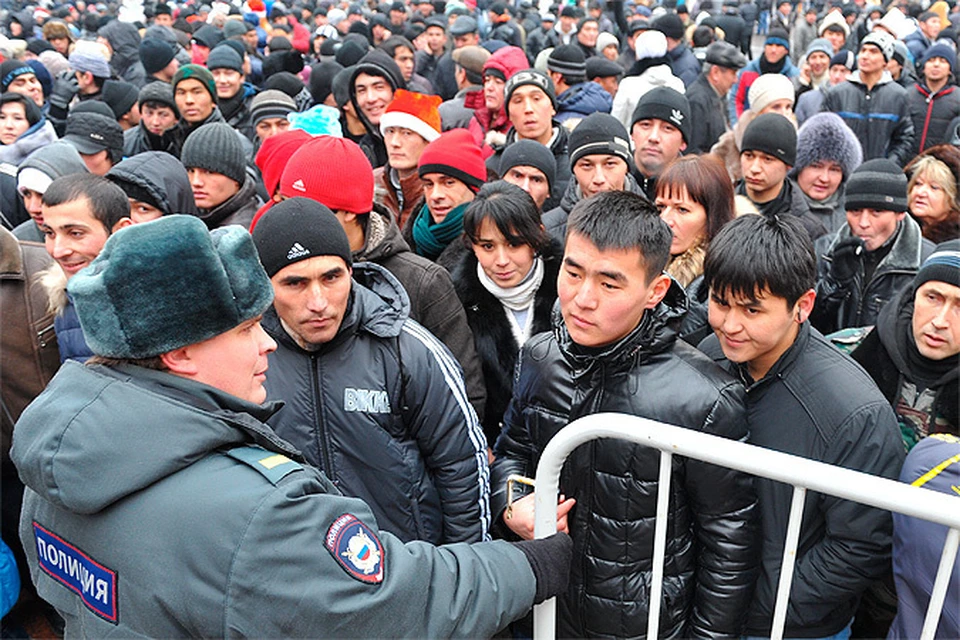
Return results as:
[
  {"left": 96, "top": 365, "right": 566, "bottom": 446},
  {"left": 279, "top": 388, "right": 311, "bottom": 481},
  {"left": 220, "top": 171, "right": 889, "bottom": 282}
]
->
[
  {"left": 279, "top": 136, "right": 374, "bottom": 214},
  {"left": 255, "top": 129, "right": 314, "bottom": 198},
  {"left": 417, "top": 129, "right": 487, "bottom": 192}
]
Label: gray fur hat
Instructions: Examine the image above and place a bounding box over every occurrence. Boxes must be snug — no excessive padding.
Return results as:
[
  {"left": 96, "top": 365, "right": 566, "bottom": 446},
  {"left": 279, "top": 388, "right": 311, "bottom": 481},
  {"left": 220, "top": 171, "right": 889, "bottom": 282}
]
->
[
  {"left": 68, "top": 215, "right": 273, "bottom": 359},
  {"left": 792, "top": 112, "right": 863, "bottom": 180}
]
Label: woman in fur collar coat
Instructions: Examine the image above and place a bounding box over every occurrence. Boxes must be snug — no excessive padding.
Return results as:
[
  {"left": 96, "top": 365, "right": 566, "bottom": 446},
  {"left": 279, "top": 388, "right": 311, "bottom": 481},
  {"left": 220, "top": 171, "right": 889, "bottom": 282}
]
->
[
  {"left": 654, "top": 155, "right": 736, "bottom": 345},
  {"left": 449, "top": 182, "right": 562, "bottom": 446}
]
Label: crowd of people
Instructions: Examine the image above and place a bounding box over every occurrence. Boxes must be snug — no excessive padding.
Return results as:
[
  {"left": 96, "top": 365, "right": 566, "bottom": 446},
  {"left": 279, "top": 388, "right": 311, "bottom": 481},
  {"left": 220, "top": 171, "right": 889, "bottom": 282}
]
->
[{"left": 0, "top": 0, "right": 958, "bottom": 637}]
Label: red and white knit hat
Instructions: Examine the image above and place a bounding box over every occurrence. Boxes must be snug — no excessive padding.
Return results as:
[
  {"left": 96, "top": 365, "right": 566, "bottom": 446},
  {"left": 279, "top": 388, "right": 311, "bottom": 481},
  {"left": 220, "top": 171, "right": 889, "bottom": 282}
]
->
[{"left": 378, "top": 89, "right": 442, "bottom": 142}]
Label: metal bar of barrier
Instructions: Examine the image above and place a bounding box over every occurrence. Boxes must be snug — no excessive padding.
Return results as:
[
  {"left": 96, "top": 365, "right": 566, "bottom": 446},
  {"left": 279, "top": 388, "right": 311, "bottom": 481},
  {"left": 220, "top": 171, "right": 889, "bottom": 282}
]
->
[
  {"left": 531, "top": 413, "right": 960, "bottom": 640},
  {"left": 647, "top": 450, "right": 672, "bottom": 640},
  {"left": 771, "top": 486, "right": 806, "bottom": 640},
  {"left": 922, "top": 527, "right": 960, "bottom": 640}
]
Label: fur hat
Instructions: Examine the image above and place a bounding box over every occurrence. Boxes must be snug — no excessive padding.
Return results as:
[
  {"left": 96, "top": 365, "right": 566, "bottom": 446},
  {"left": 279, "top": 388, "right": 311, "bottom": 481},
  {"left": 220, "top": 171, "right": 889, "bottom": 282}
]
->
[
  {"left": 68, "top": 215, "right": 273, "bottom": 358},
  {"left": 793, "top": 113, "right": 862, "bottom": 181}
]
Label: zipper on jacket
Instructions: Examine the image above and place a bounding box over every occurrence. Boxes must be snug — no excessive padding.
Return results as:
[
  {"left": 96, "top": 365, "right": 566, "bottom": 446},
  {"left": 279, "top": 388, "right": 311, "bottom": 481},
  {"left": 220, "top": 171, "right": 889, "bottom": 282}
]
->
[
  {"left": 37, "top": 323, "right": 55, "bottom": 349},
  {"left": 310, "top": 353, "right": 335, "bottom": 482}
]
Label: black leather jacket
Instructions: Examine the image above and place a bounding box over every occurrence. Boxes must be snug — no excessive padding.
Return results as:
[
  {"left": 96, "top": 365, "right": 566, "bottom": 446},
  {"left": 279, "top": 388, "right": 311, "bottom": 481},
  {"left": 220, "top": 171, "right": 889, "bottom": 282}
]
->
[{"left": 491, "top": 281, "right": 760, "bottom": 638}]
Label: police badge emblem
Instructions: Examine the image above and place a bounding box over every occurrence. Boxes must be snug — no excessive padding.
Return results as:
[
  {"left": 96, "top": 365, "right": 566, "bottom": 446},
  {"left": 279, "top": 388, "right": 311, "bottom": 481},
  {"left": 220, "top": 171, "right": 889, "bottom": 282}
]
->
[{"left": 325, "top": 514, "right": 385, "bottom": 584}]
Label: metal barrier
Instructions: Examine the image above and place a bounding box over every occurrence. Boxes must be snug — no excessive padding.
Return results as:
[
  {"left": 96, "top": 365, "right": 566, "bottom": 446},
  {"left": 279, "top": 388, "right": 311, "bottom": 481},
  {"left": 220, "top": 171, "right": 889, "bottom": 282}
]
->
[{"left": 531, "top": 413, "right": 960, "bottom": 640}]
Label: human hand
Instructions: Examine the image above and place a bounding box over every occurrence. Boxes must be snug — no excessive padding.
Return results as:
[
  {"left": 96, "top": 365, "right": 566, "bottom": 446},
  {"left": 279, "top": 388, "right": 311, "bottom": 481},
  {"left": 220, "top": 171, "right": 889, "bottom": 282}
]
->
[
  {"left": 832, "top": 236, "right": 865, "bottom": 282},
  {"left": 503, "top": 492, "right": 576, "bottom": 541}
]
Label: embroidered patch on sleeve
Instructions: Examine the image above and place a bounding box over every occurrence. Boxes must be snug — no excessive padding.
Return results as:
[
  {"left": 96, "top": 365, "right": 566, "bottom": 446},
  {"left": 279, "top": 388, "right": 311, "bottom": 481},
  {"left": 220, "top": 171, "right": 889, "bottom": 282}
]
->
[
  {"left": 33, "top": 522, "right": 118, "bottom": 623},
  {"left": 325, "top": 514, "right": 385, "bottom": 585}
]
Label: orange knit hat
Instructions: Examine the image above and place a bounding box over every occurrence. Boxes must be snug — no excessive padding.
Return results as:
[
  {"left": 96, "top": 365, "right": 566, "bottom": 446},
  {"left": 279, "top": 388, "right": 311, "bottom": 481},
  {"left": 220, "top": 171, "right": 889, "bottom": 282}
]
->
[{"left": 378, "top": 89, "right": 442, "bottom": 142}]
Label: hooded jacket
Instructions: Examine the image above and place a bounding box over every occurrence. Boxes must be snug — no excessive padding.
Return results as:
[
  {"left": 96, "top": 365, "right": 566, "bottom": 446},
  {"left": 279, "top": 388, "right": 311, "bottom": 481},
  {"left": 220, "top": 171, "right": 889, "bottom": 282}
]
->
[
  {"left": 12, "top": 361, "right": 537, "bottom": 637},
  {"left": 448, "top": 238, "right": 563, "bottom": 443},
  {"left": 124, "top": 118, "right": 181, "bottom": 157},
  {"left": 348, "top": 50, "right": 406, "bottom": 169},
  {"left": 821, "top": 71, "right": 916, "bottom": 166},
  {"left": 221, "top": 82, "right": 259, "bottom": 142},
  {"left": 700, "top": 323, "right": 905, "bottom": 637},
  {"left": 98, "top": 20, "right": 148, "bottom": 88},
  {"left": 11, "top": 142, "right": 89, "bottom": 242},
  {"left": 263, "top": 263, "right": 489, "bottom": 545},
  {"left": 466, "top": 46, "right": 529, "bottom": 151},
  {"left": 355, "top": 206, "right": 487, "bottom": 424},
  {"left": 849, "top": 285, "right": 958, "bottom": 448},
  {"left": 730, "top": 55, "right": 799, "bottom": 122},
  {"left": 491, "top": 281, "right": 759, "bottom": 638},
  {"left": 105, "top": 152, "right": 199, "bottom": 217},
  {"left": 555, "top": 80, "right": 613, "bottom": 124},
  {"left": 812, "top": 216, "right": 935, "bottom": 334},
  {"left": 666, "top": 42, "right": 702, "bottom": 86},
  {"left": 0, "top": 118, "right": 59, "bottom": 167}
]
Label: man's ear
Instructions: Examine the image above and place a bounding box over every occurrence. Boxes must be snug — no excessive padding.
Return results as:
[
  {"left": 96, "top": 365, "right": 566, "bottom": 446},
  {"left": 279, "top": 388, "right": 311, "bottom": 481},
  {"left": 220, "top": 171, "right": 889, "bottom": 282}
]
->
[
  {"left": 795, "top": 288, "right": 816, "bottom": 324},
  {"left": 160, "top": 345, "right": 197, "bottom": 376},
  {"left": 645, "top": 273, "right": 673, "bottom": 309},
  {"left": 111, "top": 217, "right": 133, "bottom": 233}
]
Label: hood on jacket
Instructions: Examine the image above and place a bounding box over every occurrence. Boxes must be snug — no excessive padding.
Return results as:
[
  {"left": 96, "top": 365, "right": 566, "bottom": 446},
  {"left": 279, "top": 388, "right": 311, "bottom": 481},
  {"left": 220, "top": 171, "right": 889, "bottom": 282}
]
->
[
  {"left": 348, "top": 50, "right": 407, "bottom": 137},
  {"left": 98, "top": 19, "right": 143, "bottom": 74},
  {"left": 482, "top": 46, "right": 529, "bottom": 82},
  {"left": 106, "top": 151, "right": 199, "bottom": 217},
  {"left": 557, "top": 81, "right": 613, "bottom": 118},
  {"left": 354, "top": 204, "right": 411, "bottom": 263},
  {"left": 18, "top": 140, "right": 89, "bottom": 182},
  {"left": 10, "top": 361, "right": 289, "bottom": 514}
]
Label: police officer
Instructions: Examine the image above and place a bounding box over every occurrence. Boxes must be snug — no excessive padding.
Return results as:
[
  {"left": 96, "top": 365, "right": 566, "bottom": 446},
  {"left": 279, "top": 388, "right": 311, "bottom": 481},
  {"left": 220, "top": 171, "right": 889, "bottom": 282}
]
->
[{"left": 12, "top": 215, "right": 571, "bottom": 638}]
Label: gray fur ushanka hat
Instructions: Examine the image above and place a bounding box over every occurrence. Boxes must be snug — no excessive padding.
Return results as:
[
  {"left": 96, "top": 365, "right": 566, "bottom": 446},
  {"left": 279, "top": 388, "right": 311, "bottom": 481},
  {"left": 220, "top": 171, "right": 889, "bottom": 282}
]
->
[
  {"left": 68, "top": 215, "right": 273, "bottom": 358},
  {"left": 792, "top": 112, "right": 863, "bottom": 180}
]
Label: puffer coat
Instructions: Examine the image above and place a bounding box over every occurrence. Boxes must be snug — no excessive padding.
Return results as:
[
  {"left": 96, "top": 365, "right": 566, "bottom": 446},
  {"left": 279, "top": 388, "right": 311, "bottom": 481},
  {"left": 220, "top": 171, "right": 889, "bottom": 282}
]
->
[{"left": 491, "top": 281, "right": 759, "bottom": 638}]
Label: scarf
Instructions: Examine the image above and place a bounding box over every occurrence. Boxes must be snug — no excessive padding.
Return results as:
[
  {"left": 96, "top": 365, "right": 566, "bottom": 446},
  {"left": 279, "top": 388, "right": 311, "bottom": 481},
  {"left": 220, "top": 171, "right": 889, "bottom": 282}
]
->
[
  {"left": 477, "top": 257, "right": 545, "bottom": 345},
  {"left": 759, "top": 55, "right": 787, "bottom": 75},
  {"left": 411, "top": 201, "right": 469, "bottom": 260},
  {"left": 894, "top": 294, "right": 959, "bottom": 389}
]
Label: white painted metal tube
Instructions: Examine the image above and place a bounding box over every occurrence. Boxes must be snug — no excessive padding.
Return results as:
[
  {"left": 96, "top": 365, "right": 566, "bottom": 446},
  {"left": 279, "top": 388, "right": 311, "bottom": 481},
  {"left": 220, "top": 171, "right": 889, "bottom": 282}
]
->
[
  {"left": 531, "top": 413, "right": 960, "bottom": 640},
  {"left": 921, "top": 526, "right": 960, "bottom": 640},
  {"left": 771, "top": 486, "right": 807, "bottom": 640},
  {"left": 647, "top": 451, "right": 673, "bottom": 640}
]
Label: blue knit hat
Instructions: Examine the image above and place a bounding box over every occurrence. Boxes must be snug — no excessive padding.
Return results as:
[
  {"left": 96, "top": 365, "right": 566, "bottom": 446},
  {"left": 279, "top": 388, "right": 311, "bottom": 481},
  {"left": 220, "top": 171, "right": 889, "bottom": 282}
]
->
[
  {"left": 68, "top": 215, "right": 273, "bottom": 358},
  {"left": 920, "top": 43, "right": 957, "bottom": 77}
]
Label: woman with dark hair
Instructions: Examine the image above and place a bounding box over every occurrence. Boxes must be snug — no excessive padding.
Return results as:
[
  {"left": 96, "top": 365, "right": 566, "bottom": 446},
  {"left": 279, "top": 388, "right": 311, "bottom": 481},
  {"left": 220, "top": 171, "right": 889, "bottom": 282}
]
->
[
  {"left": 449, "top": 181, "right": 563, "bottom": 446},
  {"left": 0, "top": 92, "right": 57, "bottom": 166},
  {"left": 654, "top": 154, "right": 736, "bottom": 344}
]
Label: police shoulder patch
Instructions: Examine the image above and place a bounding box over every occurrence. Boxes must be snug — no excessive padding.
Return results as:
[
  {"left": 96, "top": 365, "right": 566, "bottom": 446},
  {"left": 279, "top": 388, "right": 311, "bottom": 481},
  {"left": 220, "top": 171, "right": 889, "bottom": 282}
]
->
[
  {"left": 325, "top": 514, "right": 385, "bottom": 585},
  {"left": 33, "top": 522, "right": 118, "bottom": 623}
]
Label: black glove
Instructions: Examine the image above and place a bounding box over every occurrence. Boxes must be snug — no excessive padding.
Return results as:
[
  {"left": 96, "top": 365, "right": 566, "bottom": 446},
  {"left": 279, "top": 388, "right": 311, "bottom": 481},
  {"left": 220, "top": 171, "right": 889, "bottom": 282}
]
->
[
  {"left": 511, "top": 532, "right": 573, "bottom": 605},
  {"left": 831, "top": 236, "right": 865, "bottom": 282},
  {"left": 48, "top": 74, "right": 79, "bottom": 112}
]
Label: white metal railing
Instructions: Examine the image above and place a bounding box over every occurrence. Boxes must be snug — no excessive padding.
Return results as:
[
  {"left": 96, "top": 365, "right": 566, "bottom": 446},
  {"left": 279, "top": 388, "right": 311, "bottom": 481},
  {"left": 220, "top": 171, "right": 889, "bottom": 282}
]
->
[{"left": 531, "top": 413, "right": 960, "bottom": 640}]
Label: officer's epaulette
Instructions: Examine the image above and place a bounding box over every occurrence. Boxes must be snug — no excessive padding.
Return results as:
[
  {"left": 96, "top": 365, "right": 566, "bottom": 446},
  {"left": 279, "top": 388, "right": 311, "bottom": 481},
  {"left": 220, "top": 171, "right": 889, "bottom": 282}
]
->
[{"left": 224, "top": 446, "right": 303, "bottom": 485}]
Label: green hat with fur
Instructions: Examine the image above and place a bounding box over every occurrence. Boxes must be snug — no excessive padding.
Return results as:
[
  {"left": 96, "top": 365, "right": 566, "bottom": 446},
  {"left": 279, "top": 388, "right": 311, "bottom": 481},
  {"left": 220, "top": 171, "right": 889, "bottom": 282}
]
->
[{"left": 68, "top": 215, "right": 273, "bottom": 358}]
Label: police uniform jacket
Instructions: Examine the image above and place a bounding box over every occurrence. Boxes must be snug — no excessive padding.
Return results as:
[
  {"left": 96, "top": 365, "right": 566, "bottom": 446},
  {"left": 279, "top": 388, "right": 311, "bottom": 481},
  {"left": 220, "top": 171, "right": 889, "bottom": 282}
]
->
[
  {"left": 491, "top": 281, "right": 760, "bottom": 638},
  {"left": 263, "top": 263, "right": 490, "bottom": 545},
  {"left": 12, "top": 361, "right": 535, "bottom": 638},
  {"left": 700, "top": 323, "right": 906, "bottom": 637}
]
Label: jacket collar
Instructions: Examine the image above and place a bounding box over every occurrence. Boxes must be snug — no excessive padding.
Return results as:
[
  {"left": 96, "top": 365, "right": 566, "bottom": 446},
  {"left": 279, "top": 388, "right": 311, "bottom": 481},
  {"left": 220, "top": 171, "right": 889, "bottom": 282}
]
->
[
  {"left": 829, "top": 215, "right": 926, "bottom": 275},
  {"left": 735, "top": 321, "right": 810, "bottom": 389}
]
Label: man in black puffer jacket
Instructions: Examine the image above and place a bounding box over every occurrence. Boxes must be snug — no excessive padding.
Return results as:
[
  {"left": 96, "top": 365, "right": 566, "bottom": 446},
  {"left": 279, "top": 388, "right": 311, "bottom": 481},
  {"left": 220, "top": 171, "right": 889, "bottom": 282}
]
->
[
  {"left": 491, "top": 191, "right": 760, "bottom": 638},
  {"left": 253, "top": 198, "right": 490, "bottom": 546}
]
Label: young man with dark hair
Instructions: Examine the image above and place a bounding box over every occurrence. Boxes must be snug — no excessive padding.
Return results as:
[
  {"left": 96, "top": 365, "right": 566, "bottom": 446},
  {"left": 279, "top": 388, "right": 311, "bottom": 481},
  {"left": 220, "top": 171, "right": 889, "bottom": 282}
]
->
[
  {"left": 699, "top": 214, "right": 905, "bottom": 639},
  {"left": 492, "top": 190, "right": 759, "bottom": 638},
  {"left": 40, "top": 174, "right": 132, "bottom": 363}
]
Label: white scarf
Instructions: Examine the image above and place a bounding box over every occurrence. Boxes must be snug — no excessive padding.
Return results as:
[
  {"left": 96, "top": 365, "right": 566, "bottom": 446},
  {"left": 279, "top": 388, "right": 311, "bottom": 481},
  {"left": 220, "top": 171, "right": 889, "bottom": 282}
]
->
[{"left": 476, "top": 257, "right": 545, "bottom": 345}]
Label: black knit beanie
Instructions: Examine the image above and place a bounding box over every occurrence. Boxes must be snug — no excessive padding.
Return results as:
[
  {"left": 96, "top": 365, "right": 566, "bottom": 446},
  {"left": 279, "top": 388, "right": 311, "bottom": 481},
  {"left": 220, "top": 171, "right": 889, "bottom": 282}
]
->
[
  {"left": 568, "top": 113, "right": 632, "bottom": 168},
  {"left": 0, "top": 60, "right": 34, "bottom": 92},
  {"left": 844, "top": 158, "right": 908, "bottom": 213},
  {"left": 499, "top": 139, "right": 557, "bottom": 191},
  {"left": 181, "top": 123, "right": 247, "bottom": 186},
  {"left": 309, "top": 61, "right": 344, "bottom": 104},
  {"left": 263, "top": 72, "right": 306, "bottom": 98},
  {"left": 740, "top": 112, "right": 796, "bottom": 166},
  {"left": 101, "top": 80, "right": 140, "bottom": 120},
  {"left": 139, "top": 37, "right": 175, "bottom": 75},
  {"left": 630, "top": 86, "right": 691, "bottom": 143},
  {"left": 252, "top": 197, "right": 353, "bottom": 277}
]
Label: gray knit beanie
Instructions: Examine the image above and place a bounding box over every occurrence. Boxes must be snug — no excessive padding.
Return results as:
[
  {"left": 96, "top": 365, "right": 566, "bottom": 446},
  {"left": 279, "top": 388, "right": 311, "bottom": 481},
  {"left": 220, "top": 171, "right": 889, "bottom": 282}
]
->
[
  {"left": 250, "top": 90, "right": 296, "bottom": 126},
  {"left": 845, "top": 158, "right": 908, "bottom": 213},
  {"left": 181, "top": 123, "right": 247, "bottom": 186}
]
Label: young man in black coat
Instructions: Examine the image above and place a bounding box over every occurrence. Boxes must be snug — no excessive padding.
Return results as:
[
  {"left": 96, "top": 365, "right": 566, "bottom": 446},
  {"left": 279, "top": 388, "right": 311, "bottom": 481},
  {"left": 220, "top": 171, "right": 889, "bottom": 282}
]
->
[{"left": 699, "top": 214, "right": 906, "bottom": 638}]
